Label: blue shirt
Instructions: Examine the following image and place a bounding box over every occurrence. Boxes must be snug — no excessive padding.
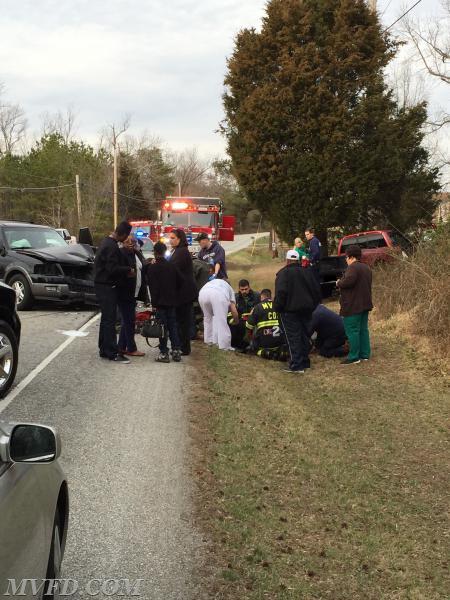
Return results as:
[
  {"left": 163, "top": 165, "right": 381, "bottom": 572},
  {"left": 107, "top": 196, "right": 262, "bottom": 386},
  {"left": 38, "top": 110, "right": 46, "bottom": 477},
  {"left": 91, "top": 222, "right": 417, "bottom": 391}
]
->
[
  {"left": 308, "top": 237, "right": 321, "bottom": 263},
  {"left": 198, "top": 240, "right": 228, "bottom": 279}
]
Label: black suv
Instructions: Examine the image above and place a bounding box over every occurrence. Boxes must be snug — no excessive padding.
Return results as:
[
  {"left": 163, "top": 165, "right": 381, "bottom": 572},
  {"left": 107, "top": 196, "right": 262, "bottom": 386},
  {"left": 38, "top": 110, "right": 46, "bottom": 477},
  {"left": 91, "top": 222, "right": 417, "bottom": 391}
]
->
[
  {"left": 0, "top": 281, "right": 21, "bottom": 397},
  {"left": 0, "top": 221, "right": 96, "bottom": 310}
]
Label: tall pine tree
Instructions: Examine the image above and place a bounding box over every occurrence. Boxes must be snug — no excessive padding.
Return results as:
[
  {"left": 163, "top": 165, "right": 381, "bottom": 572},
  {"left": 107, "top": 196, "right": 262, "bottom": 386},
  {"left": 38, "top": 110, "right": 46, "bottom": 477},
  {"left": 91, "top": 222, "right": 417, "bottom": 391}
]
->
[{"left": 222, "top": 0, "right": 440, "bottom": 241}]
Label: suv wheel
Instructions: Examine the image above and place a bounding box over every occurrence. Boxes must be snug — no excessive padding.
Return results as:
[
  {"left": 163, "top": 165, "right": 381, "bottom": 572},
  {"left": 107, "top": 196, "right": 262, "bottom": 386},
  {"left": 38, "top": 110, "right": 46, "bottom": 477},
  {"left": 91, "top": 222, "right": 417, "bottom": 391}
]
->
[
  {"left": 0, "top": 321, "right": 19, "bottom": 398},
  {"left": 9, "top": 274, "right": 33, "bottom": 310}
]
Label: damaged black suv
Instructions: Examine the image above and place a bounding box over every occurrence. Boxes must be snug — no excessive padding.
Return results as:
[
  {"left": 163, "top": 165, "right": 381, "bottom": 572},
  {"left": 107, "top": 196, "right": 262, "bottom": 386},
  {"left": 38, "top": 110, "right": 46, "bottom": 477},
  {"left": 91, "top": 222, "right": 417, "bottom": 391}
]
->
[{"left": 0, "top": 221, "right": 96, "bottom": 310}]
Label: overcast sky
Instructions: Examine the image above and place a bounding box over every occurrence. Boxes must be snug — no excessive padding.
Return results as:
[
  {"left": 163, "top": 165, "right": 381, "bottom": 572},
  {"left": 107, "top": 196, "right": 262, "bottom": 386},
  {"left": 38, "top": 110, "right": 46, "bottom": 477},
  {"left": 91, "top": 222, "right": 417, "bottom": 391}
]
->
[{"left": 1, "top": 0, "right": 448, "bottom": 159}]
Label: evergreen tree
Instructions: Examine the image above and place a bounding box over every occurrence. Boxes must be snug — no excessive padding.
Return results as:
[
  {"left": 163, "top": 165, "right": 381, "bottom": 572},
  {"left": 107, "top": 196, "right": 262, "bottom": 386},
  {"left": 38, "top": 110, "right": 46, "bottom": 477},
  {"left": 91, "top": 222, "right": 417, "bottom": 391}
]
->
[{"left": 222, "top": 0, "right": 440, "bottom": 241}]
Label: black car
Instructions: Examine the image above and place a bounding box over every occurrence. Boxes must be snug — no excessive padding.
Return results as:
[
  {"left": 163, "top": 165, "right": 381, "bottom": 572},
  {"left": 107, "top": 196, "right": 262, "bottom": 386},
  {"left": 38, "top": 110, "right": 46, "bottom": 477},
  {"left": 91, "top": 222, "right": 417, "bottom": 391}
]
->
[
  {"left": 0, "top": 281, "right": 21, "bottom": 397},
  {"left": 0, "top": 221, "right": 96, "bottom": 310}
]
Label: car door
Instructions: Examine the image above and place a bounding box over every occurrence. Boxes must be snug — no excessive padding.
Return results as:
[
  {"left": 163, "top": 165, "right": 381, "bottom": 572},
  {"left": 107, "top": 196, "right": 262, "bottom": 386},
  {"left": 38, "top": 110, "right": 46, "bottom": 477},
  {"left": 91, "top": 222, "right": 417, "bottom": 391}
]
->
[
  {"left": 0, "top": 462, "right": 49, "bottom": 596},
  {"left": 0, "top": 228, "right": 15, "bottom": 282}
]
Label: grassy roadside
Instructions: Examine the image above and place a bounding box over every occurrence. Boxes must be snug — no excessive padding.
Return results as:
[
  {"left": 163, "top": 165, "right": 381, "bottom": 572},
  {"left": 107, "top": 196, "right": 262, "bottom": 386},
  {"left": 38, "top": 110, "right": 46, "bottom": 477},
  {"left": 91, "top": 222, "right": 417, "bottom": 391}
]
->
[{"left": 190, "top": 244, "right": 450, "bottom": 599}]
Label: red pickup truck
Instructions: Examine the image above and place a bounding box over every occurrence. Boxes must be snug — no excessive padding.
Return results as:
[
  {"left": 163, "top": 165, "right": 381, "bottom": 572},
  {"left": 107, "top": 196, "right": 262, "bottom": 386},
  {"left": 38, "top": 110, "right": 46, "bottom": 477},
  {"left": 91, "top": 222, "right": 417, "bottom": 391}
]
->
[{"left": 337, "top": 230, "right": 411, "bottom": 266}]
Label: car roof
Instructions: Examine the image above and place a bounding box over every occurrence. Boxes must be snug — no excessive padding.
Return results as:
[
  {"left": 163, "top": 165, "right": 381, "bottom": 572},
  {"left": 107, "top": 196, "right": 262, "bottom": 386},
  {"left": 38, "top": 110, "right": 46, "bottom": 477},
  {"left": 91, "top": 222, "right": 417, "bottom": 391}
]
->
[
  {"left": 0, "top": 220, "right": 51, "bottom": 228},
  {"left": 342, "top": 230, "right": 390, "bottom": 239}
]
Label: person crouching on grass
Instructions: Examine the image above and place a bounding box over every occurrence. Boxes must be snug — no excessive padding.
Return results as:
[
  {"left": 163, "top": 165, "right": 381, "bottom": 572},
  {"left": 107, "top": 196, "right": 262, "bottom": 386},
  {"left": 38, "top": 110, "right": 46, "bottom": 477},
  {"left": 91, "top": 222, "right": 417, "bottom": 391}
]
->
[
  {"left": 336, "top": 244, "right": 373, "bottom": 365},
  {"left": 147, "top": 242, "right": 182, "bottom": 364}
]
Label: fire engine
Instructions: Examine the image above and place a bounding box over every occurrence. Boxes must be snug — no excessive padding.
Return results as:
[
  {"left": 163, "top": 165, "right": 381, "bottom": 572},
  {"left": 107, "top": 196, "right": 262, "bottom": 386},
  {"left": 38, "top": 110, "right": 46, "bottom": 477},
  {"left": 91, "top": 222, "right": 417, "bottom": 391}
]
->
[
  {"left": 130, "top": 196, "right": 235, "bottom": 249},
  {"left": 161, "top": 197, "right": 235, "bottom": 242}
]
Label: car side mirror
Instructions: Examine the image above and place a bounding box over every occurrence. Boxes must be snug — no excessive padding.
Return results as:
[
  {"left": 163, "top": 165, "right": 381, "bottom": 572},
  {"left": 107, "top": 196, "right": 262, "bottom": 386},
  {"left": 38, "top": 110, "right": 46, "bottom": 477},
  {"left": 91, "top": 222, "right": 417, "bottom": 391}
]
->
[
  {"left": 7, "top": 424, "right": 60, "bottom": 463},
  {"left": 78, "top": 227, "right": 93, "bottom": 246},
  {"left": 0, "top": 245, "right": 7, "bottom": 257}
]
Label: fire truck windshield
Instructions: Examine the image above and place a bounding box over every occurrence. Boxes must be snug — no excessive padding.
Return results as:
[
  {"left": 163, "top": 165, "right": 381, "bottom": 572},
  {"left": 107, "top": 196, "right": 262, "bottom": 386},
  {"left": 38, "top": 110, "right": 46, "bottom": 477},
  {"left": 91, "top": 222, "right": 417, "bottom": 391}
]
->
[{"left": 162, "top": 211, "right": 214, "bottom": 228}]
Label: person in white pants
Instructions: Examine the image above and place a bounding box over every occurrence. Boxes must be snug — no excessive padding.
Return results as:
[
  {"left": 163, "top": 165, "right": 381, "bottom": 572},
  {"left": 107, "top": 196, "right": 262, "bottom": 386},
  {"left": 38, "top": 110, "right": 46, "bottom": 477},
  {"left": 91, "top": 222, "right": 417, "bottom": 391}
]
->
[{"left": 199, "top": 277, "right": 239, "bottom": 350}]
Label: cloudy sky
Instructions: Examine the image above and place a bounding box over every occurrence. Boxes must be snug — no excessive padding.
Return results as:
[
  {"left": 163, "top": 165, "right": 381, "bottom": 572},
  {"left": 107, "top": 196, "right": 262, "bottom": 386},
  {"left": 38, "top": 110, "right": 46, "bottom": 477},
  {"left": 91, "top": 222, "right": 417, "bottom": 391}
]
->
[{"left": 1, "top": 0, "right": 448, "bottom": 158}]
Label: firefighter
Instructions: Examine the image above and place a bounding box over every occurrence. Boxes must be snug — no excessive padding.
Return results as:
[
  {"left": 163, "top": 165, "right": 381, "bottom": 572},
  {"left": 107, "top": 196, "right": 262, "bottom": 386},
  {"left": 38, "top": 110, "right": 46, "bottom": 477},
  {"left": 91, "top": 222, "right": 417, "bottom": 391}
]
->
[
  {"left": 246, "top": 289, "right": 288, "bottom": 361},
  {"left": 229, "top": 279, "right": 261, "bottom": 350}
]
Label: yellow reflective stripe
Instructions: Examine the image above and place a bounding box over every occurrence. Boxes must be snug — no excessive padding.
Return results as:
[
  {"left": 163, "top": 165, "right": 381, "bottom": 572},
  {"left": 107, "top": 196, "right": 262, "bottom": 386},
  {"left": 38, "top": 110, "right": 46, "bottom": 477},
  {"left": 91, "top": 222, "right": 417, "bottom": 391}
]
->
[
  {"left": 255, "top": 320, "right": 278, "bottom": 330},
  {"left": 246, "top": 322, "right": 255, "bottom": 330}
]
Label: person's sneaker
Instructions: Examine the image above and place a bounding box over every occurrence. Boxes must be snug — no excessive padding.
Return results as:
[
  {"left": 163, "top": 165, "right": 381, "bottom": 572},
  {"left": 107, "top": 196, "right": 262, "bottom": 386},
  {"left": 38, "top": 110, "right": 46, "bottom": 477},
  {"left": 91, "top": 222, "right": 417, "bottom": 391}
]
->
[
  {"left": 113, "top": 354, "right": 130, "bottom": 364},
  {"left": 172, "top": 350, "right": 182, "bottom": 363},
  {"left": 155, "top": 353, "right": 170, "bottom": 363},
  {"left": 340, "top": 358, "right": 361, "bottom": 365},
  {"left": 361, "top": 358, "right": 370, "bottom": 362},
  {"left": 282, "top": 368, "right": 305, "bottom": 374}
]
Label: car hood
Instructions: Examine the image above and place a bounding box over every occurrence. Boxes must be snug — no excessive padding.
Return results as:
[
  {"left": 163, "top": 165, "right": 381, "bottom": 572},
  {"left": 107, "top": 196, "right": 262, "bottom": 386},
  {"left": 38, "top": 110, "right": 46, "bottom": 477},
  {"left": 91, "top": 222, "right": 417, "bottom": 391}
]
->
[{"left": 15, "top": 243, "right": 94, "bottom": 266}]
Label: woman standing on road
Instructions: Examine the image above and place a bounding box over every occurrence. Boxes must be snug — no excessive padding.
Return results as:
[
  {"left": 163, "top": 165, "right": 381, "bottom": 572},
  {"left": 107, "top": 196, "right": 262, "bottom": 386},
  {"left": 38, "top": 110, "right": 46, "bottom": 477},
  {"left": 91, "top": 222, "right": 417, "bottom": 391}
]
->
[{"left": 168, "top": 229, "right": 198, "bottom": 356}]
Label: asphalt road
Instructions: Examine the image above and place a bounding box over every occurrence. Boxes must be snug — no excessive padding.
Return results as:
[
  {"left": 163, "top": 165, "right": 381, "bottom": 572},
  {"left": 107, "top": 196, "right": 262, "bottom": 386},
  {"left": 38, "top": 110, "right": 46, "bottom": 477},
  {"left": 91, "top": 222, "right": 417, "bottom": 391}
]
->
[
  {"left": 222, "top": 231, "right": 269, "bottom": 255},
  {"left": 0, "top": 307, "right": 205, "bottom": 599}
]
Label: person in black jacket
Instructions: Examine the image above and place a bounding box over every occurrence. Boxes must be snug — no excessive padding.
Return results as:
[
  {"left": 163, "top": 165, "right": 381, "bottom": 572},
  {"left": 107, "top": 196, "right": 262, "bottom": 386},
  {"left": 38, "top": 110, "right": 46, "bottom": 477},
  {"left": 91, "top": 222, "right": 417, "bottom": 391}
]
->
[
  {"left": 309, "top": 304, "right": 347, "bottom": 358},
  {"left": 274, "top": 250, "right": 321, "bottom": 373},
  {"left": 147, "top": 242, "right": 182, "bottom": 363},
  {"left": 117, "top": 235, "right": 146, "bottom": 358},
  {"left": 94, "top": 221, "right": 133, "bottom": 363},
  {"left": 168, "top": 229, "right": 198, "bottom": 355}
]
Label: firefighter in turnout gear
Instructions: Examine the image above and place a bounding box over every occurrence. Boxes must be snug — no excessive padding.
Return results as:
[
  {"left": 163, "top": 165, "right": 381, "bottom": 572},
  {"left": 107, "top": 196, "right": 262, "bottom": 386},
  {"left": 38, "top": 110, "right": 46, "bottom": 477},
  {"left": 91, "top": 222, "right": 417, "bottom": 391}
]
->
[{"left": 246, "top": 289, "right": 288, "bottom": 361}]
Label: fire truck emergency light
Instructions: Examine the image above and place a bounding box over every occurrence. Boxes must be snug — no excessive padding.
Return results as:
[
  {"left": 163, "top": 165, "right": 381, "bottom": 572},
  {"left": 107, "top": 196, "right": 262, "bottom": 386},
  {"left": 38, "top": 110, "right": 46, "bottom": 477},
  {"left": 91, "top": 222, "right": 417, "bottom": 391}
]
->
[{"left": 171, "top": 202, "right": 189, "bottom": 210}]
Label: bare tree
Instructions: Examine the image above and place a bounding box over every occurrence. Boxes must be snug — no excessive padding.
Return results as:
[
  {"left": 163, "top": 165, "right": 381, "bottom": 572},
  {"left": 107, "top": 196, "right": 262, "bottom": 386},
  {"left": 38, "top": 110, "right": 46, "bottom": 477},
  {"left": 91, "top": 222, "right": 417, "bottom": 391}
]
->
[
  {"left": 40, "top": 106, "right": 78, "bottom": 143},
  {"left": 390, "top": 59, "right": 426, "bottom": 110},
  {"left": 170, "top": 148, "right": 211, "bottom": 195},
  {"left": 0, "top": 84, "right": 28, "bottom": 153}
]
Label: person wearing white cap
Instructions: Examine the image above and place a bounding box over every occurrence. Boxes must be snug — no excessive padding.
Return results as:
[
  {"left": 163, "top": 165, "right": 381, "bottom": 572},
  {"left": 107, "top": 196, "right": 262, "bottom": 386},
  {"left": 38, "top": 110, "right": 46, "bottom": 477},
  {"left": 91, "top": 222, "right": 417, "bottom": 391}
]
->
[
  {"left": 273, "top": 249, "right": 321, "bottom": 373},
  {"left": 199, "top": 274, "right": 239, "bottom": 350}
]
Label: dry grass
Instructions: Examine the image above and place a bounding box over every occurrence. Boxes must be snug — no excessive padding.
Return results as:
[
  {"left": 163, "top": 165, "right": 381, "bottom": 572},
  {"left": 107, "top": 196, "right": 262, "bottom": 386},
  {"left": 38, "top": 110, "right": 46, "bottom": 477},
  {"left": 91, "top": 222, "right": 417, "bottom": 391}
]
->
[
  {"left": 374, "top": 223, "right": 450, "bottom": 360},
  {"left": 189, "top": 239, "right": 450, "bottom": 599}
]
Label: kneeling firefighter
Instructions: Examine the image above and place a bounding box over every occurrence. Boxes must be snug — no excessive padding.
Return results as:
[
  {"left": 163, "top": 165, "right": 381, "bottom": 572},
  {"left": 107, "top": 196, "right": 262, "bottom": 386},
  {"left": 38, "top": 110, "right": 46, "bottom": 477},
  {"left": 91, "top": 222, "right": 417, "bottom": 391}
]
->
[{"left": 245, "top": 289, "right": 289, "bottom": 360}]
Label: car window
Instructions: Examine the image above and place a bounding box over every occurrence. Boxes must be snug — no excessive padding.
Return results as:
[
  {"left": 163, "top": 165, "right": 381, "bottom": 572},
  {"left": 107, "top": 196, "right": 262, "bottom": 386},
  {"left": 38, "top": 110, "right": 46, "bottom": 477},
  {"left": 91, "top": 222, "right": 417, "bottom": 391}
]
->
[
  {"left": 341, "top": 234, "right": 387, "bottom": 250},
  {"left": 388, "top": 231, "right": 412, "bottom": 251},
  {"left": 4, "top": 227, "right": 68, "bottom": 250}
]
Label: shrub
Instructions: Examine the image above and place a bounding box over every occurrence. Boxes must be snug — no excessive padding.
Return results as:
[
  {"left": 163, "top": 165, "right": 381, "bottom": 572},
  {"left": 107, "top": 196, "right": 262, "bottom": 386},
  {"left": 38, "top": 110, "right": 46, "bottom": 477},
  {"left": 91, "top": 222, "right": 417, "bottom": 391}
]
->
[{"left": 374, "top": 222, "right": 450, "bottom": 356}]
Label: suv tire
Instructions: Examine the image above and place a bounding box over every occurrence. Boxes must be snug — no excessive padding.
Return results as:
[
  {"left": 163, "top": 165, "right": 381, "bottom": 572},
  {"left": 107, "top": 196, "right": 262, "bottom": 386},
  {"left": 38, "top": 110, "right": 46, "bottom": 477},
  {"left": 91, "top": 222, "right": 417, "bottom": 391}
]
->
[
  {"left": 9, "top": 274, "right": 33, "bottom": 311},
  {"left": 0, "top": 320, "right": 19, "bottom": 398}
]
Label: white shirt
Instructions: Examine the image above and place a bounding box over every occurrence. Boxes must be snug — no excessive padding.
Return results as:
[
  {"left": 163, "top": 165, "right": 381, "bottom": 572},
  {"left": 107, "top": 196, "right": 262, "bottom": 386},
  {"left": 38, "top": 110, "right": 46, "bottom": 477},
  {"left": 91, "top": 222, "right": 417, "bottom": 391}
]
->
[
  {"left": 134, "top": 255, "right": 143, "bottom": 298},
  {"left": 203, "top": 278, "right": 234, "bottom": 303}
]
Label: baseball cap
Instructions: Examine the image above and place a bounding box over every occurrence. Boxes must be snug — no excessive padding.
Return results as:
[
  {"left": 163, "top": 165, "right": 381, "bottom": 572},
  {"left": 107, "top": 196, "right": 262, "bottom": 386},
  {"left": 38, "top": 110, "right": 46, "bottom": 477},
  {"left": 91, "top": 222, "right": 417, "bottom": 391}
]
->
[
  {"left": 195, "top": 232, "right": 209, "bottom": 242},
  {"left": 286, "top": 250, "right": 299, "bottom": 260}
]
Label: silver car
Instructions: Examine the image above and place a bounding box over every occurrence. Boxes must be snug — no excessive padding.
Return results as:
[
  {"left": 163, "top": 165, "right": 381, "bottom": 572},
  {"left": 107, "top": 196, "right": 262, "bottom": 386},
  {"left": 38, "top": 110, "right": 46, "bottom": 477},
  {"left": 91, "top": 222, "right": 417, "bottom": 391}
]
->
[{"left": 0, "top": 422, "right": 69, "bottom": 599}]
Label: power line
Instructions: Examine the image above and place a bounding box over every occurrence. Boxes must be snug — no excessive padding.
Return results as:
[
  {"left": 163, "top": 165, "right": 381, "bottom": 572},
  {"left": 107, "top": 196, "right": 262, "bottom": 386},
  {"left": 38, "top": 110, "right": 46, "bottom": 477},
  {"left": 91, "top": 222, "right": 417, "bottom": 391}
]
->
[
  {"left": 0, "top": 183, "right": 76, "bottom": 192},
  {"left": 382, "top": 0, "right": 424, "bottom": 33}
]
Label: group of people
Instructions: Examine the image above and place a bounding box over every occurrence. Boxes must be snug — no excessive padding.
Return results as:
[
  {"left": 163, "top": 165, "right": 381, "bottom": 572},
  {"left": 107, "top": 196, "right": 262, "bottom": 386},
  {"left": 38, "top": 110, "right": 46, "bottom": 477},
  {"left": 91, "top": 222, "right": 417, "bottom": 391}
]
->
[{"left": 93, "top": 221, "right": 373, "bottom": 373}]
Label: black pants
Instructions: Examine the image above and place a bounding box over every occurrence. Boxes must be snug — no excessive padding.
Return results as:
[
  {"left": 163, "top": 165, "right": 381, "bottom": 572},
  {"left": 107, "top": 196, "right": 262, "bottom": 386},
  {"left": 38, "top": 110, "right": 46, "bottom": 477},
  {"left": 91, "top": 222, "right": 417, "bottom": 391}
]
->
[
  {"left": 95, "top": 283, "right": 119, "bottom": 359},
  {"left": 157, "top": 307, "right": 181, "bottom": 354},
  {"left": 230, "top": 319, "right": 247, "bottom": 349},
  {"left": 280, "top": 312, "right": 312, "bottom": 371},
  {"left": 117, "top": 298, "right": 137, "bottom": 353},
  {"left": 176, "top": 302, "right": 193, "bottom": 355},
  {"left": 316, "top": 335, "right": 347, "bottom": 358}
]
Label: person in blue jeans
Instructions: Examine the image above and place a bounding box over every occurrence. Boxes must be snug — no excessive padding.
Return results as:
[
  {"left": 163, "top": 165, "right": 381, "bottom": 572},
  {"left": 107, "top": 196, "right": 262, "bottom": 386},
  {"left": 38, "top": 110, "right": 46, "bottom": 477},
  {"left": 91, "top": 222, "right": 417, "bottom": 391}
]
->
[{"left": 147, "top": 242, "right": 182, "bottom": 363}]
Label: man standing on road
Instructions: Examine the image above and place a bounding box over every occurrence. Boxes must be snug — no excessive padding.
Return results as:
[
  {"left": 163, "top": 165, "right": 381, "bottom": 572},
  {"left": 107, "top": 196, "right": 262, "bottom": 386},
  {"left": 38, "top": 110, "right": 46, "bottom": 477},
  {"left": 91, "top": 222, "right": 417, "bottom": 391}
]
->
[
  {"left": 199, "top": 273, "right": 239, "bottom": 350},
  {"left": 274, "top": 250, "right": 321, "bottom": 374},
  {"left": 305, "top": 227, "right": 321, "bottom": 285},
  {"left": 94, "top": 221, "right": 134, "bottom": 363},
  {"left": 196, "top": 233, "right": 228, "bottom": 280},
  {"left": 336, "top": 244, "right": 373, "bottom": 365}
]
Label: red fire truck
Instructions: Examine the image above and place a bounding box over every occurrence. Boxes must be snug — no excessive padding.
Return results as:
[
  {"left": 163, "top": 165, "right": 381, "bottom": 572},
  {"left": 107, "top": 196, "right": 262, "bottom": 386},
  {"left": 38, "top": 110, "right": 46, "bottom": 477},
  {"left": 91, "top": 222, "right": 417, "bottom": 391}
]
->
[{"left": 161, "top": 196, "right": 235, "bottom": 242}]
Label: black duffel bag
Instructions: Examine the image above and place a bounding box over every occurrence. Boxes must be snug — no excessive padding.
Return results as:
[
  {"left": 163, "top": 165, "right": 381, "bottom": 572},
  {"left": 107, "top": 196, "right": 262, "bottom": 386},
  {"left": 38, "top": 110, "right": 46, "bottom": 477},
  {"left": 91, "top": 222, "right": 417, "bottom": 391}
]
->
[{"left": 141, "top": 315, "right": 165, "bottom": 347}]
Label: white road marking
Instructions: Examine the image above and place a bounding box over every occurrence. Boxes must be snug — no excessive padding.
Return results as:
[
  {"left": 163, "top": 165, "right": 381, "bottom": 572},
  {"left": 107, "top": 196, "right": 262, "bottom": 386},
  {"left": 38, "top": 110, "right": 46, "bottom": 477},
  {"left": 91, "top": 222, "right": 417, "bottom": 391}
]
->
[{"left": 0, "top": 312, "right": 99, "bottom": 414}]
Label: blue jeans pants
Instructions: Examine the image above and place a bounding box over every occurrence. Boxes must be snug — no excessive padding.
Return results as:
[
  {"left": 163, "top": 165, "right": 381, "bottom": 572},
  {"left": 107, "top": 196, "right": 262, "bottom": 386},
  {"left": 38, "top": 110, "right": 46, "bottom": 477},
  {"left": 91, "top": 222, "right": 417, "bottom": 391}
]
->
[{"left": 157, "top": 307, "right": 181, "bottom": 354}]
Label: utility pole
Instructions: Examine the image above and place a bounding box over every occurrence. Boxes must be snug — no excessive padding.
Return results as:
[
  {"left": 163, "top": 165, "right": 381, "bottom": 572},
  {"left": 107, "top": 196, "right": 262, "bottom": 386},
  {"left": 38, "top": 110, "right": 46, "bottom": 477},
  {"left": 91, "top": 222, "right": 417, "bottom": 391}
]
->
[
  {"left": 178, "top": 182, "right": 182, "bottom": 197},
  {"left": 75, "top": 174, "right": 81, "bottom": 226},
  {"left": 113, "top": 145, "right": 119, "bottom": 229}
]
